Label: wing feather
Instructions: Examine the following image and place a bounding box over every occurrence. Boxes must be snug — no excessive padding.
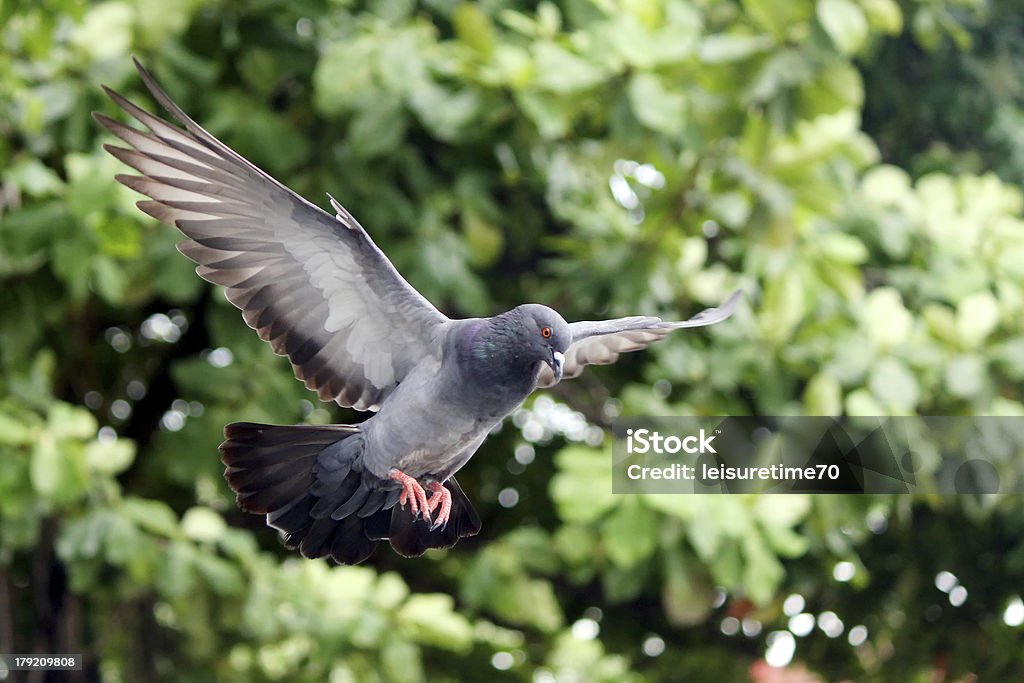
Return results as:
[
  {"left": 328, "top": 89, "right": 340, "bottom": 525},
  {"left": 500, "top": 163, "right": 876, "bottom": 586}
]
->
[
  {"left": 97, "top": 59, "right": 449, "bottom": 411},
  {"left": 537, "top": 290, "right": 742, "bottom": 388}
]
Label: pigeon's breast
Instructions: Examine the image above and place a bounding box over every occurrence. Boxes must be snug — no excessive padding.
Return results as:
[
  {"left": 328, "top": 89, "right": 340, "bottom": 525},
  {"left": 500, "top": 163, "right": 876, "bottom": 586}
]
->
[{"left": 358, "top": 358, "right": 504, "bottom": 480}]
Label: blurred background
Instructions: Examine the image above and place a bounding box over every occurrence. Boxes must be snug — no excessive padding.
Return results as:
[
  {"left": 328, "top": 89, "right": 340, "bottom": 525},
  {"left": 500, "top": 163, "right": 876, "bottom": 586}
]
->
[{"left": 2, "top": 0, "right": 1024, "bottom": 680}]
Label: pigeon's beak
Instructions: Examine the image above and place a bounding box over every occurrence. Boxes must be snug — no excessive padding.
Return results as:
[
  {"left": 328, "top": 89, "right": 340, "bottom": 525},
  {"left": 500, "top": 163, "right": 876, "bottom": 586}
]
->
[{"left": 548, "top": 350, "right": 565, "bottom": 382}]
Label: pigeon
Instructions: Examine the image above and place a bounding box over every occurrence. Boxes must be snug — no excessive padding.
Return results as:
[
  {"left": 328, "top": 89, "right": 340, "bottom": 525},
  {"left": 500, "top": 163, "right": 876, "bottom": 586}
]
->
[{"left": 95, "top": 59, "right": 742, "bottom": 564}]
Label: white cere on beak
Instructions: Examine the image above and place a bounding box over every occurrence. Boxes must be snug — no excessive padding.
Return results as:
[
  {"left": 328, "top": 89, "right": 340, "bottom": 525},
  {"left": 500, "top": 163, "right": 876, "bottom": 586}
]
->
[{"left": 552, "top": 351, "right": 565, "bottom": 380}]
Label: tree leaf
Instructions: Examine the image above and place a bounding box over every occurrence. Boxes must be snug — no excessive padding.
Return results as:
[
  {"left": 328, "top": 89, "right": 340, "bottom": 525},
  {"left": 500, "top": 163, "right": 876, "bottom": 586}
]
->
[
  {"left": 601, "top": 499, "right": 659, "bottom": 568},
  {"left": 804, "top": 372, "right": 842, "bottom": 415},
  {"left": 698, "top": 34, "right": 774, "bottom": 63},
  {"left": 945, "top": 354, "right": 987, "bottom": 399},
  {"left": 817, "top": 0, "right": 869, "bottom": 55},
  {"left": 956, "top": 291, "right": 1000, "bottom": 349},
  {"left": 869, "top": 357, "right": 919, "bottom": 410},
  {"left": 121, "top": 497, "right": 182, "bottom": 538},
  {"left": 533, "top": 41, "right": 607, "bottom": 93},
  {"left": 628, "top": 73, "right": 686, "bottom": 135},
  {"left": 182, "top": 506, "right": 228, "bottom": 543},
  {"left": 85, "top": 438, "right": 135, "bottom": 475},
  {"left": 397, "top": 594, "right": 475, "bottom": 652}
]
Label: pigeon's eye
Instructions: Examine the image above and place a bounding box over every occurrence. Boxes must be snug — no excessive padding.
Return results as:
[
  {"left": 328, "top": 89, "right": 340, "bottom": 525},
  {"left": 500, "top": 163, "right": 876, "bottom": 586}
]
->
[{"left": 541, "top": 326, "right": 553, "bottom": 339}]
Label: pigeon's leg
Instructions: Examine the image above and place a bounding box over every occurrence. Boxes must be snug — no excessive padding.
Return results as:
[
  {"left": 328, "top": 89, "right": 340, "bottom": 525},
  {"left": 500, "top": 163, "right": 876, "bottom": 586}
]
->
[
  {"left": 425, "top": 481, "right": 452, "bottom": 531},
  {"left": 389, "top": 469, "right": 432, "bottom": 524}
]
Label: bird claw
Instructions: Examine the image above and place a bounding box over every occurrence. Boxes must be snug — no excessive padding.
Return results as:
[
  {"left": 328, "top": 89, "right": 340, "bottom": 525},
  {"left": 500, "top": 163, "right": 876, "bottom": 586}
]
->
[
  {"left": 389, "top": 469, "right": 432, "bottom": 525},
  {"left": 426, "top": 481, "right": 452, "bottom": 531}
]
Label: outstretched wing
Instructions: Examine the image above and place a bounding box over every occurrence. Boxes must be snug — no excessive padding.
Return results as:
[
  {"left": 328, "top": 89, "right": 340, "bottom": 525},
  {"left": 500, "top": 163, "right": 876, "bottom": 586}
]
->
[
  {"left": 537, "top": 290, "right": 742, "bottom": 388},
  {"left": 96, "top": 59, "right": 449, "bottom": 411}
]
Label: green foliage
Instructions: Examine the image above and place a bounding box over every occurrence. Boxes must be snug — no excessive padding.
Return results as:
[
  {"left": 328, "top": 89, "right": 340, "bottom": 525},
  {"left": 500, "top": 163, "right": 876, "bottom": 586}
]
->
[{"left": 2, "top": 0, "right": 1023, "bottom": 681}]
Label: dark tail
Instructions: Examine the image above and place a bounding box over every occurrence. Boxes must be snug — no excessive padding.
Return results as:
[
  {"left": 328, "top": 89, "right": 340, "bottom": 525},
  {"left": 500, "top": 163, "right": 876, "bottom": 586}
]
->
[
  {"left": 219, "top": 422, "right": 481, "bottom": 564},
  {"left": 387, "top": 476, "right": 482, "bottom": 558}
]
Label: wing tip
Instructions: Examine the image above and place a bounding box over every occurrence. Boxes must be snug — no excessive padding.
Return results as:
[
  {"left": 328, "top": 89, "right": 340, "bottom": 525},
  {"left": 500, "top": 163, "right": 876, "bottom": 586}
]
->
[
  {"left": 100, "top": 85, "right": 142, "bottom": 119},
  {"left": 723, "top": 288, "right": 744, "bottom": 309},
  {"left": 103, "top": 144, "right": 140, "bottom": 171},
  {"left": 676, "top": 288, "right": 744, "bottom": 327},
  {"left": 99, "top": 84, "right": 119, "bottom": 101},
  {"left": 132, "top": 55, "right": 161, "bottom": 95},
  {"left": 91, "top": 110, "right": 115, "bottom": 129},
  {"left": 136, "top": 199, "right": 178, "bottom": 223}
]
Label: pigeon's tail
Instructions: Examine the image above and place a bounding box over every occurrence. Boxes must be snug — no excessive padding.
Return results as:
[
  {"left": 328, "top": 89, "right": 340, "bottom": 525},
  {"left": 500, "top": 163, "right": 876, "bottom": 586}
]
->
[
  {"left": 220, "top": 421, "right": 383, "bottom": 564},
  {"left": 387, "top": 476, "right": 482, "bottom": 558},
  {"left": 219, "top": 422, "right": 481, "bottom": 564}
]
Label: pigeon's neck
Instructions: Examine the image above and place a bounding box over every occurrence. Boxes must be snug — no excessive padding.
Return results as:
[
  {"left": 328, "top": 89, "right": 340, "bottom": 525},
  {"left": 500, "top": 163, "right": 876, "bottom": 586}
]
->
[{"left": 456, "top": 313, "right": 539, "bottom": 402}]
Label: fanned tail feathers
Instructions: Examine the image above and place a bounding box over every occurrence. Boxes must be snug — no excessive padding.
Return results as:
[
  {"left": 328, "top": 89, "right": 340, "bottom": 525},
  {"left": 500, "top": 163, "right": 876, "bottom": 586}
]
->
[{"left": 219, "top": 422, "right": 481, "bottom": 563}]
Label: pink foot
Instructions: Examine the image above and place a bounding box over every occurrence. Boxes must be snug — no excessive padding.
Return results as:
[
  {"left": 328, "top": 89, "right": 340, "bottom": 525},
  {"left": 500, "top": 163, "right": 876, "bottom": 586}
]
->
[
  {"left": 426, "top": 481, "right": 452, "bottom": 531},
  {"left": 389, "top": 469, "right": 431, "bottom": 524}
]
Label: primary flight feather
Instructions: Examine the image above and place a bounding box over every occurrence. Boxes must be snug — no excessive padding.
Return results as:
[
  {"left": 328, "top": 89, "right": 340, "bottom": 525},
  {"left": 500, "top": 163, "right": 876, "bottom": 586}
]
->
[{"left": 97, "top": 59, "right": 741, "bottom": 564}]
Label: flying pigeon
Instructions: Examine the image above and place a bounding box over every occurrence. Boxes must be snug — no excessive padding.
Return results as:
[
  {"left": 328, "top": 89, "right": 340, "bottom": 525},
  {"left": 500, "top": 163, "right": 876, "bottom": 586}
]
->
[{"left": 96, "top": 59, "right": 742, "bottom": 564}]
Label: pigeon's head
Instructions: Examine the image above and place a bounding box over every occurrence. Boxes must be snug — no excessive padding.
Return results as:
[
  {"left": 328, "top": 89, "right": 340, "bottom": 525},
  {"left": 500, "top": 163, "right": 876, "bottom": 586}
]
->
[{"left": 516, "top": 304, "right": 571, "bottom": 382}]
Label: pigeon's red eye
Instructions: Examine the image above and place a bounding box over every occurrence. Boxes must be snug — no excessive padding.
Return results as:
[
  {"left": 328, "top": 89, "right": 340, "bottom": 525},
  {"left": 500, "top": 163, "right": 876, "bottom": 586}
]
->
[{"left": 541, "top": 326, "right": 553, "bottom": 339}]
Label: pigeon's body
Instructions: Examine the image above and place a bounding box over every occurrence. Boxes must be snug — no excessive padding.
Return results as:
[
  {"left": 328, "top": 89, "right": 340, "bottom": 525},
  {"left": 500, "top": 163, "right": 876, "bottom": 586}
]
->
[
  {"left": 97, "top": 60, "right": 741, "bottom": 564},
  {"left": 362, "top": 312, "right": 558, "bottom": 481}
]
